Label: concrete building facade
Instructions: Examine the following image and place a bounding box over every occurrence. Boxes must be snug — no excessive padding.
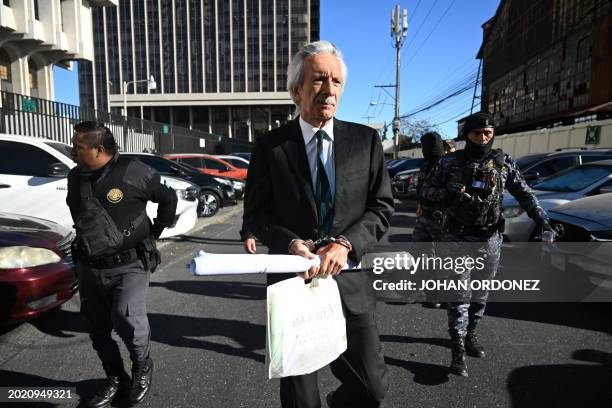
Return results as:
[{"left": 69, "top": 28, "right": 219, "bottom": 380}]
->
[
  {"left": 477, "top": 0, "right": 612, "bottom": 134},
  {"left": 79, "top": 0, "right": 320, "bottom": 142},
  {"left": 0, "top": 0, "right": 117, "bottom": 100}
]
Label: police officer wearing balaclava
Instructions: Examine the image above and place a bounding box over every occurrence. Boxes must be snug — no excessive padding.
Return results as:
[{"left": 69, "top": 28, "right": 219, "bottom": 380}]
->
[
  {"left": 421, "top": 112, "right": 554, "bottom": 376},
  {"left": 413, "top": 132, "right": 446, "bottom": 308}
]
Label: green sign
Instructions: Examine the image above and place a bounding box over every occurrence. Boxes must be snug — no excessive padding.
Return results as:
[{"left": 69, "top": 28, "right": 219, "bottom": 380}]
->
[
  {"left": 585, "top": 126, "right": 601, "bottom": 145},
  {"left": 162, "top": 124, "right": 169, "bottom": 134},
  {"left": 22, "top": 98, "right": 37, "bottom": 113}
]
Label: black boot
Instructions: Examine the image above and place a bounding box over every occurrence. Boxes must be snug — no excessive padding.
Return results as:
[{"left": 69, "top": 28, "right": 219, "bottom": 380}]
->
[
  {"left": 89, "top": 375, "right": 130, "bottom": 408},
  {"left": 449, "top": 336, "right": 468, "bottom": 377},
  {"left": 466, "top": 330, "right": 486, "bottom": 358},
  {"left": 129, "top": 357, "right": 154, "bottom": 404}
]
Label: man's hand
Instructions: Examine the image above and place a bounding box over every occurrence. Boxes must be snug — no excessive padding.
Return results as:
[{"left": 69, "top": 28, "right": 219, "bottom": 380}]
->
[
  {"left": 243, "top": 238, "right": 257, "bottom": 254},
  {"left": 290, "top": 240, "right": 319, "bottom": 279},
  {"left": 316, "top": 243, "right": 349, "bottom": 276},
  {"left": 415, "top": 203, "right": 422, "bottom": 218}
]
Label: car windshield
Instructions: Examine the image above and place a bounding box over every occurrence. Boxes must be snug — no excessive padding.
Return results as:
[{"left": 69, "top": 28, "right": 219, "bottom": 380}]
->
[
  {"left": 515, "top": 154, "right": 547, "bottom": 171},
  {"left": 45, "top": 142, "right": 73, "bottom": 159},
  {"left": 532, "top": 165, "right": 611, "bottom": 192}
]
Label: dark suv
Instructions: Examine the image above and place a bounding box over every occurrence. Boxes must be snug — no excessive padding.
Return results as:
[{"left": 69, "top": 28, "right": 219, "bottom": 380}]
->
[
  {"left": 516, "top": 149, "right": 612, "bottom": 185},
  {"left": 122, "top": 153, "right": 237, "bottom": 217}
]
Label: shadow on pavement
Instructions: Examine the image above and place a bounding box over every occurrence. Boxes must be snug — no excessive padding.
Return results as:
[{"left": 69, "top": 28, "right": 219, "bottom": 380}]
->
[
  {"left": 149, "top": 313, "right": 265, "bottom": 363},
  {"left": 380, "top": 334, "right": 451, "bottom": 350},
  {"left": 149, "top": 280, "right": 265, "bottom": 300},
  {"left": 0, "top": 369, "right": 103, "bottom": 407},
  {"left": 507, "top": 349, "right": 612, "bottom": 407},
  {"left": 484, "top": 302, "right": 612, "bottom": 333},
  {"left": 384, "top": 356, "right": 450, "bottom": 386}
]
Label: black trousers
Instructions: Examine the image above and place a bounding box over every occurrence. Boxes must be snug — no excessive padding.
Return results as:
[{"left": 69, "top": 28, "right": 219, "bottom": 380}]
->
[
  {"left": 78, "top": 259, "right": 151, "bottom": 377},
  {"left": 268, "top": 275, "right": 388, "bottom": 408}
]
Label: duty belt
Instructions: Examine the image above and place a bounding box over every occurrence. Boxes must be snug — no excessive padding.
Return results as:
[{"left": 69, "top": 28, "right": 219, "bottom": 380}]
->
[
  {"left": 445, "top": 217, "right": 500, "bottom": 237},
  {"left": 83, "top": 247, "right": 139, "bottom": 269}
]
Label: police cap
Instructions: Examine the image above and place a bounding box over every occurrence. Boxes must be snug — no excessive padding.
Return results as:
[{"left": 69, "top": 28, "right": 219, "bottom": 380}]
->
[{"left": 462, "top": 112, "right": 495, "bottom": 138}]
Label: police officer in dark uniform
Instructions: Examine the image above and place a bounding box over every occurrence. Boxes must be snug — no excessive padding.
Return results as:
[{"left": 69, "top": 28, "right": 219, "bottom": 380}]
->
[
  {"left": 421, "top": 112, "right": 554, "bottom": 377},
  {"left": 413, "top": 132, "right": 446, "bottom": 308},
  {"left": 66, "top": 122, "right": 177, "bottom": 407},
  {"left": 413, "top": 132, "right": 446, "bottom": 243}
]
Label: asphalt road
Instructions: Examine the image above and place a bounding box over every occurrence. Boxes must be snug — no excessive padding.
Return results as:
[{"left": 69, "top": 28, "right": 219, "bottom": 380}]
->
[{"left": 1, "top": 200, "right": 611, "bottom": 408}]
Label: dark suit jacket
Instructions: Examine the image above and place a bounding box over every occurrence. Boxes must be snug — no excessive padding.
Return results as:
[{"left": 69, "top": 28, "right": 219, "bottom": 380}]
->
[{"left": 243, "top": 117, "right": 394, "bottom": 314}]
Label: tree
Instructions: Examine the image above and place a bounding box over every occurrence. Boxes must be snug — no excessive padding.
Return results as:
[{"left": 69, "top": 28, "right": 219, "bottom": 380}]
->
[{"left": 399, "top": 118, "right": 441, "bottom": 146}]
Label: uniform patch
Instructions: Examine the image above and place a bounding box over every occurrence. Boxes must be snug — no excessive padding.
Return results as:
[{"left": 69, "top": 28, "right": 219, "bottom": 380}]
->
[{"left": 106, "top": 188, "right": 124, "bottom": 203}]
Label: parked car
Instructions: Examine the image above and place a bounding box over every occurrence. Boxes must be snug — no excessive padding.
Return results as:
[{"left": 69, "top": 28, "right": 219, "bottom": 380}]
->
[
  {"left": 391, "top": 168, "right": 420, "bottom": 197},
  {"left": 232, "top": 152, "right": 252, "bottom": 161},
  {"left": 164, "top": 153, "right": 248, "bottom": 180},
  {"left": 515, "top": 148, "right": 612, "bottom": 185},
  {"left": 215, "top": 155, "right": 250, "bottom": 169},
  {"left": 0, "top": 134, "right": 198, "bottom": 238},
  {"left": 542, "top": 194, "right": 612, "bottom": 297},
  {"left": 388, "top": 158, "right": 424, "bottom": 178},
  {"left": 0, "top": 212, "right": 77, "bottom": 325},
  {"left": 122, "top": 153, "right": 240, "bottom": 217},
  {"left": 502, "top": 160, "right": 612, "bottom": 241}
]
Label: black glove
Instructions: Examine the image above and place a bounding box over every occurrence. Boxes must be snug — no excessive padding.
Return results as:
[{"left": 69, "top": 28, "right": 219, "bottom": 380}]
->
[
  {"left": 151, "top": 223, "right": 165, "bottom": 240},
  {"left": 540, "top": 222, "right": 555, "bottom": 243}
]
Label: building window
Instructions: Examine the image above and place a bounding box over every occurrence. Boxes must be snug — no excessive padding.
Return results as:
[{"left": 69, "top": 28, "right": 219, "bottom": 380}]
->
[
  {"left": 33, "top": 0, "right": 40, "bottom": 20},
  {"left": 28, "top": 59, "right": 38, "bottom": 97},
  {"left": 0, "top": 48, "right": 11, "bottom": 92},
  {"left": 3, "top": 0, "right": 10, "bottom": 8}
]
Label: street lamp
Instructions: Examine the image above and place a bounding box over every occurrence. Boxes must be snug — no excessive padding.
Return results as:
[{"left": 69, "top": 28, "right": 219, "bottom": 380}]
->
[{"left": 123, "top": 75, "right": 156, "bottom": 118}]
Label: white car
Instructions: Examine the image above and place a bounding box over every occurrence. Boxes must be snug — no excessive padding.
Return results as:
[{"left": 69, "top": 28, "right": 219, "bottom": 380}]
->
[
  {"left": 502, "top": 160, "right": 612, "bottom": 241},
  {"left": 0, "top": 134, "right": 198, "bottom": 239}
]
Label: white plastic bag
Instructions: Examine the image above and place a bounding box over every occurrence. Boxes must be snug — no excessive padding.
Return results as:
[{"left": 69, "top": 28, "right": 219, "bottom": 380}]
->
[{"left": 266, "top": 276, "right": 347, "bottom": 379}]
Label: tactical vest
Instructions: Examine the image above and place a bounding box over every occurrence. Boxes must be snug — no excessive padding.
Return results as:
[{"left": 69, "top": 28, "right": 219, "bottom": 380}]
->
[{"left": 451, "top": 149, "right": 506, "bottom": 228}]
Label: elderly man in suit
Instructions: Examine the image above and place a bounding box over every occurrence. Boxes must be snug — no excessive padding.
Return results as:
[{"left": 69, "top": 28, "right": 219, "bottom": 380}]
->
[{"left": 243, "top": 40, "right": 394, "bottom": 408}]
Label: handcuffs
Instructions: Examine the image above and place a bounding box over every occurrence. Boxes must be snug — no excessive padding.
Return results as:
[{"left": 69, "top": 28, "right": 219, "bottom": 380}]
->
[{"left": 288, "top": 235, "right": 352, "bottom": 254}]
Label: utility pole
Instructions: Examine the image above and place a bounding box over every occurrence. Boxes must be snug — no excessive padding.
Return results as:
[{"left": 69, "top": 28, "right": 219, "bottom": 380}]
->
[
  {"left": 470, "top": 59, "right": 483, "bottom": 114},
  {"left": 391, "top": 5, "right": 408, "bottom": 159}
]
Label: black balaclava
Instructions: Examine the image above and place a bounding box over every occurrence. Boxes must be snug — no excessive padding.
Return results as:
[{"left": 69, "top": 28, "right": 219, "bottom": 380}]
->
[
  {"left": 420, "top": 132, "right": 444, "bottom": 172},
  {"left": 462, "top": 112, "right": 495, "bottom": 160}
]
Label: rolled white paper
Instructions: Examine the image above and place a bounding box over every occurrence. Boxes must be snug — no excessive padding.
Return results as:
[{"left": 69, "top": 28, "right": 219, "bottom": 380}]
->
[{"left": 189, "top": 251, "right": 321, "bottom": 276}]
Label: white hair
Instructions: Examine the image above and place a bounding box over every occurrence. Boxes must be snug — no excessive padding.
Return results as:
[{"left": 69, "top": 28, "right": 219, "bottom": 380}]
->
[{"left": 286, "top": 40, "right": 348, "bottom": 107}]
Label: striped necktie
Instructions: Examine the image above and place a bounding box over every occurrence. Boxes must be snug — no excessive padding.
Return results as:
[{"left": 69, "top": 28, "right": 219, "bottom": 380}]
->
[{"left": 315, "top": 129, "right": 334, "bottom": 238}]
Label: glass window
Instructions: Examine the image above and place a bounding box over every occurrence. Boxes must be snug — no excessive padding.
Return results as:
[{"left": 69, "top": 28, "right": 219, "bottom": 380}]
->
[
  {"left": 0, "top": 141, "right": 59, "bottom": 176},
  {"left": 45, "top": 142, "right": 73, "bottom": 160},
  {"left": 587, "top": 178, "right": 612, "bottom": 196},
  {"left": 137, "top": 156, "right": 176, "bottom": 174},
  {"left": 204, "top": 158, "right": 229, "bottom": 171},
  {"left": 581, "top": 155, "right": 612, "bottom": 164},
  {"left": 528, "top": 156, "right": 576, "bottom": 178},
  {"left": 223, "top": 158, "right": 248, "bottom": 168},
  {"left": 181, "top": 157, "right": 203, "bottom": 168},
  {"left": 533, "top": 166, "right": 610, "bottom": 192}
]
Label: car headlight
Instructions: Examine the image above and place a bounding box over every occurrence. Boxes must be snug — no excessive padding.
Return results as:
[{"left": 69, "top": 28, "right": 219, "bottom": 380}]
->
[
  {"left": 0, "top": 246, "right": 61, "bottom": 269},
  {"left": 232, "top": 181, "right": 245, "bottom": 189},
  {"left": 503, "top": 207, "right": 524, "bottom": 218},
  {"left": 176, "top": 188, "right": 197, "bottom": 201},
  {"left": 213, "top": 177, "right": 232, "bottom": 186}
]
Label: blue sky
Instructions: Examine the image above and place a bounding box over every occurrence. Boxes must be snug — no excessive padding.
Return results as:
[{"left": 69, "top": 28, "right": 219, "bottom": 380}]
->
[{"left": 54, "top": 0, "right": 500, "bottom": 139}]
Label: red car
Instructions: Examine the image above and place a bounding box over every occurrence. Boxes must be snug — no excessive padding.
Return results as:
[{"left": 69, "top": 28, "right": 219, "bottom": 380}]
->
[
  {"left": 164, "top": 154, "right": 248, "bottom": 180},
  {"left": 0, "top": 213, "right": 77, "bottom": 325}
]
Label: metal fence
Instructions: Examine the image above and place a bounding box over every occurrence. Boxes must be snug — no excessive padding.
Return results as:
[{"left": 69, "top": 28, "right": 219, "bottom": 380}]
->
[{"left": 0, "top": 91, "right": 253, "bottom": 154}]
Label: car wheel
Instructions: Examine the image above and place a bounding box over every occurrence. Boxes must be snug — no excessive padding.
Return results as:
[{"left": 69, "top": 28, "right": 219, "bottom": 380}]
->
[{"left": 199, "top": 191, "right": 220, "bottom": 217}]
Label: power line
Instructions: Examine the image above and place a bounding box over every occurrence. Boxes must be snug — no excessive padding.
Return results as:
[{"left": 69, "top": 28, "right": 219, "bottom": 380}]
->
[{"left": 404, "top": 0, "right": 458, "bottom": 66}]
